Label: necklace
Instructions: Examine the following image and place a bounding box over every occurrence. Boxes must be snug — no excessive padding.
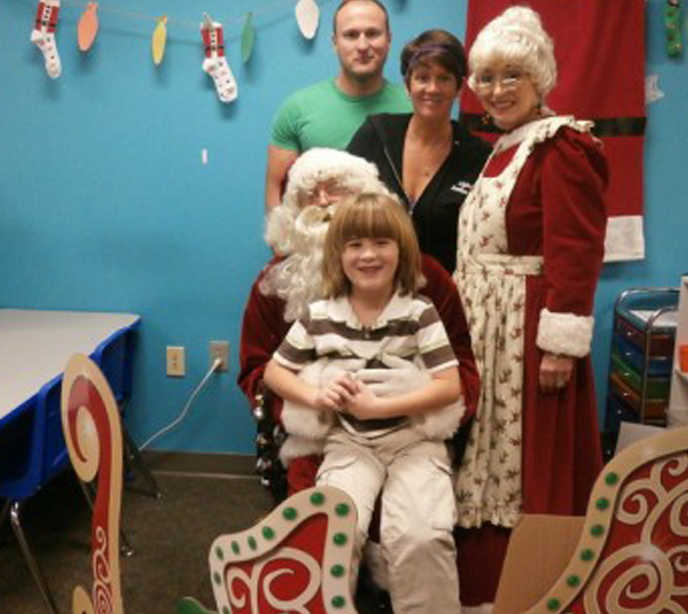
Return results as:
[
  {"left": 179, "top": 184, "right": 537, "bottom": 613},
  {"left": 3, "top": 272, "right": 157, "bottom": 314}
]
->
[
  {"left": 404, "top": 118, "right": 454, "bottom": 201},
  {"left": 412, "top": 135, "right": 452, "bottom": 176}
]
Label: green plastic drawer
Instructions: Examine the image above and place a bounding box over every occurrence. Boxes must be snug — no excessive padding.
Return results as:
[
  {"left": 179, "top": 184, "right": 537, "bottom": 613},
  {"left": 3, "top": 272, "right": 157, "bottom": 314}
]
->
[{"left": 610, "top": 353, "right": 671, "bottom": 398}]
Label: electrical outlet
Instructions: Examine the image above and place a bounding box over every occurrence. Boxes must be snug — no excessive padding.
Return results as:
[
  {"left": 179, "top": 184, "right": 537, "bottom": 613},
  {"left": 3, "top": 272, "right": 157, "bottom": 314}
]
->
[
  {"left": 166, "top": 346, "right": 186, "bottom": 377},
  {"left": 209, "top": 340, "right": 229, "bottom": 372}
]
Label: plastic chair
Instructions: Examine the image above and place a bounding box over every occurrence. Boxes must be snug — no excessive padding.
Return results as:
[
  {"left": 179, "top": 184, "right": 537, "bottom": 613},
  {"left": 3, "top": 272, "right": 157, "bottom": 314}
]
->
[
  {"left": 495, "top": 425, "right": 688, "bottom": 614},
  {"left": 178, "top": 485, "right": 359, "bottom": 614},
  {"left": 0, "top": 373, "right": 69, "bottom": 614},
  {"left": 0, "top": 320, "right": 140, "bottom": 614},
  {"left": 61, "top": 353, "right": 126, "bottom": 614}
]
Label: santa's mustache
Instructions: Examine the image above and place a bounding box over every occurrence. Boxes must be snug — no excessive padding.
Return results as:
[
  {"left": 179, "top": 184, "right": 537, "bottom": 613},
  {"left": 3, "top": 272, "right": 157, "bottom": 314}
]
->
[
  {"left": 292, "top": 204, "right": 336, "bottom": 249},
  {"left": 295, "top": 203, "right": 336, "bottom": 230}
]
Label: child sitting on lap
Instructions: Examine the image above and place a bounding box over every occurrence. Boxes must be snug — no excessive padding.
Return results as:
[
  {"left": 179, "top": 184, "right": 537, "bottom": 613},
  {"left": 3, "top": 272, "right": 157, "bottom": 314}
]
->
[{"left": 265, "top": 191, "right": 462, "bottom": 614}]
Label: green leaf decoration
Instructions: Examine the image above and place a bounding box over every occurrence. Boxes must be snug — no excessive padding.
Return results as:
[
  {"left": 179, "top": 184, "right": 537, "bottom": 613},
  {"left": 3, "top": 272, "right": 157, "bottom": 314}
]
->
[
  {"left": 242, "top": 12, "right": 255, "bottom": 64},
  {"left": 175, "top": 597, "right": 217, "bottom": 614}
]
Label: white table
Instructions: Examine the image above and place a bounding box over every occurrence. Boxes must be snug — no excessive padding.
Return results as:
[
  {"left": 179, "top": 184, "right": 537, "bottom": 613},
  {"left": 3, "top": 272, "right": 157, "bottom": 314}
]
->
[
  {"left": 0, "top": 309, "right": 140, "bottom": 422},
  {"left": 0, "top": 308, "right": 141, "bottom": 614}
]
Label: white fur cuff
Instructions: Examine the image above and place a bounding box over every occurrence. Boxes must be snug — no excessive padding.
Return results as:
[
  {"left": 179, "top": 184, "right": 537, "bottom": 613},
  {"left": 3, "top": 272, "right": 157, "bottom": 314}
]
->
[
  {"left": 279, "top": 435, "right": 325, "bottom": 466},
  {"left": 281, "top": 401, "right": 333, "bottom": 440},
  {"left": 412, "top": 397, "right": 465, "bottom": 440},
  {"left": 536, "top": 308, "right": 594, "bottom": 358}
]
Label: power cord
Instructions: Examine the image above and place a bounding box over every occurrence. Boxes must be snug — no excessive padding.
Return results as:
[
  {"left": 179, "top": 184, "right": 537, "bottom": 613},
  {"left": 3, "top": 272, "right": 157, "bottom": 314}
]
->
[{"left": 139, "top": 357, "right": 223, "bottom": 451}]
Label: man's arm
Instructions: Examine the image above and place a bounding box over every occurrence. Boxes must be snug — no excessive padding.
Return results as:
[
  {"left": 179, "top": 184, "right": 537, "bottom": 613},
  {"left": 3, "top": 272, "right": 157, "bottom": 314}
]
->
[
  {"left": 420, "top": 255, "right": 480, "bottom": 423},
  {"left": 265, "top": 145, "right": 299, "bottom": 213},
  {"left": 237, "top": 264, "right": 291, "bottom": 409}
]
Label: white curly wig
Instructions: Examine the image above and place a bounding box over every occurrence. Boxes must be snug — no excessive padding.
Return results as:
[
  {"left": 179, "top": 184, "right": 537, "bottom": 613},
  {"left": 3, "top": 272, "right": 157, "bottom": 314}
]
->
[
  {"left": 467, "top": 6, "right": 557, "bottom": 100},
  {"left": 262, "top": 148, "right": 386, "bottom": 321},
  {"left": 264, "top": 148, "right": 384, "bottom": 253}
]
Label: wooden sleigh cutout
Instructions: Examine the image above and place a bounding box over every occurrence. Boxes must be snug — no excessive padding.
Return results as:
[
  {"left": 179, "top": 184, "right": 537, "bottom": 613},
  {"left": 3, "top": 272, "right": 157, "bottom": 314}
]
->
[
  {"left": 178, "top": 485, "right": 359, "bottom": 614},
  {"left": 62, "top": 353, "right": 126, "bottom": 614},
  {"left": 497, "top": 425, "right": 688, "bottom": 614}
]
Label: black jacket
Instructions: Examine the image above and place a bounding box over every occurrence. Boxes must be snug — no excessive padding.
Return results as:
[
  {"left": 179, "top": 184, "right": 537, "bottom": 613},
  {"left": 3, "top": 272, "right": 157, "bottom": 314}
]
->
[{"left": 348, "top": 113, "right": 491, "bottom": 273}]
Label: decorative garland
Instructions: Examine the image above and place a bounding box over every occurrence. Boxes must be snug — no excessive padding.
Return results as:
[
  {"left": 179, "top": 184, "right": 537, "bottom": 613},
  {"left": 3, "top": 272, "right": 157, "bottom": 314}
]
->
[{"left": 29, "top": 0, "right": 326, "bottom": 102}]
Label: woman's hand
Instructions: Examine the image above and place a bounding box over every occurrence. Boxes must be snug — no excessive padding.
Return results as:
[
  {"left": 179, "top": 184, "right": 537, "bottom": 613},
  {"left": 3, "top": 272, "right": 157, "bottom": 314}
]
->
[
  {"left": 313, "top": 373, "right": 359, "bottom": 412},
  {"left": 539, "top": 352, "right": 575, "bottom": 395}
]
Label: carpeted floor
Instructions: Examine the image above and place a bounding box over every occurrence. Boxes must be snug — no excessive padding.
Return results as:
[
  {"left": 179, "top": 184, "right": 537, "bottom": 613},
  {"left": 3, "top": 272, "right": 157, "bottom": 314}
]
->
[
  {"left": 0, "top": 469, "right": 273, "bottom": 614},
  {"left": 0, "top": 468, "right": 392, "bottom": 614}
]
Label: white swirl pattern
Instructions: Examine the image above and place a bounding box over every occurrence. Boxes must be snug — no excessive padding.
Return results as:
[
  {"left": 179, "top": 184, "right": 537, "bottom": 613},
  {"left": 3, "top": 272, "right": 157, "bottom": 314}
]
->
[
  {"left": 582, "top": 456, "right": 688, "bottom": 614},
  {"left": 225, "top": 547, "right": 320, "bottom": 614}
]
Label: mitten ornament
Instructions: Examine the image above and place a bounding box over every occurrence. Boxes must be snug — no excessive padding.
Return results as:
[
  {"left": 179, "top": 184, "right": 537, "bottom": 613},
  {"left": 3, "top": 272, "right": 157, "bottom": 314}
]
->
[
  {"left": 31, "top": 0, "right": 61, "bottom": 78},
  {"left": 200, "top": 16, "right": 238, "bottom": 103}
]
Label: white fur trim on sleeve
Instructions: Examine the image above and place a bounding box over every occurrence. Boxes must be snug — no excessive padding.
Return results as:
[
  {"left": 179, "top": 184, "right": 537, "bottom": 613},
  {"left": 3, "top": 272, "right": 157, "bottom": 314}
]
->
[
  {"left": 279, "top": 435, "right": 325, "bottom": 466},
  {"left": 282, "top": 401, "right": 333, "bottom": 440},
  {"left": 536, "top": 308, "right": 594, "bottom": 358},
  {"left": 412, "top": 397, "right": 465, "bottom": 440}
]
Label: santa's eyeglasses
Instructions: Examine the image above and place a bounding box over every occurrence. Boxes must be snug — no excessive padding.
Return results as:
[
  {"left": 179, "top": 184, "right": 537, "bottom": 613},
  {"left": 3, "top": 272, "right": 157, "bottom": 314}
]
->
[{"left": 302, "top": 181, "right": 350, "bottom": 205}]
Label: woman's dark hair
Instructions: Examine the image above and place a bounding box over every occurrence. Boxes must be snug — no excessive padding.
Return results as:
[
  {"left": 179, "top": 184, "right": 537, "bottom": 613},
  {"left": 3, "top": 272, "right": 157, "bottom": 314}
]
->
[{"left": 400, "top": 29, "right": 467, "bottom": 85}]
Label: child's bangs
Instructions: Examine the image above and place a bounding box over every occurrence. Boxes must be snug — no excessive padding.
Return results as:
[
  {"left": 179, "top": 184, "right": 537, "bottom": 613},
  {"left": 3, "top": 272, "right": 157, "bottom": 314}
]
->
[{"left": 339, "top": 197, "right": 400, "bottom": 241}]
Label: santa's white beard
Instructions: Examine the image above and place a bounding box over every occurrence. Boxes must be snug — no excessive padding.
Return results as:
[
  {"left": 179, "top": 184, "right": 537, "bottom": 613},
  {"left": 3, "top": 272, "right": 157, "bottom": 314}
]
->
[{"left": 260, "top": 205, "right": 332, "bottom": 321}]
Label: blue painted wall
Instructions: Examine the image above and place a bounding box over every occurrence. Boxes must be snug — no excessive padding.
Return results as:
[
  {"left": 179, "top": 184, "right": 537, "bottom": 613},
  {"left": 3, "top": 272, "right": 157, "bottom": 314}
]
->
[{"left": 1, "top": 0, "right": 686, "bottom": 455}]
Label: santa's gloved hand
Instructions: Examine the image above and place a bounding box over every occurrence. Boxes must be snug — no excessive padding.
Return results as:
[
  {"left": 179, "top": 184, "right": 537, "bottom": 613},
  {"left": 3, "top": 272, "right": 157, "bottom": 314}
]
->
[{"left": 356, "top": 356, "right": 429, "bottom": 398}]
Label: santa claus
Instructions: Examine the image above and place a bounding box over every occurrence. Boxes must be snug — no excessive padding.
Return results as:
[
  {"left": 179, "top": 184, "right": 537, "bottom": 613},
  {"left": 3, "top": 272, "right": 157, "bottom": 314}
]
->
[{"left": 238, "top": 148, "right": 479, "bottom": 496}]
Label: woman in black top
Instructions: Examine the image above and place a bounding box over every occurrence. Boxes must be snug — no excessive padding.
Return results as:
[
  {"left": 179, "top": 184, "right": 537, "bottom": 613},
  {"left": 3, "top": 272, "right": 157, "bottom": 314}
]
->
[{"left": 347, "top": 29, "right": 491, "bottom": 273}]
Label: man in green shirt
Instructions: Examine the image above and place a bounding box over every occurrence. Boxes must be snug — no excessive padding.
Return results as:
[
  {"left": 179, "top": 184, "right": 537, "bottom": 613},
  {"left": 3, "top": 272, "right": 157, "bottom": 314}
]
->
[{"left": 264, "top": 0, "right": 411, "bottom": 212}]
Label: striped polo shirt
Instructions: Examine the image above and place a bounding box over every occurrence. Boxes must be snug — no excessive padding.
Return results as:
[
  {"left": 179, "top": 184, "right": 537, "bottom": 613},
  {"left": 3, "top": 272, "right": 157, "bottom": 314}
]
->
[{"left": 274, "top": 291, "right": 458, "bottom": 434}]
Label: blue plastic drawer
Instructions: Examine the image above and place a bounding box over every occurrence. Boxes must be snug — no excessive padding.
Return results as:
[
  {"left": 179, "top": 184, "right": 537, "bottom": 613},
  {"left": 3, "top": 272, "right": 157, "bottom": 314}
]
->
[
  {"left": 615, "top": 314, "right": 676, "bottom": 357},
  {"left": 605, "top": 394, "right": 638, "bottom": 433},
  {"left": 612, "top": 335, "right": 673, "bottom": 377}
]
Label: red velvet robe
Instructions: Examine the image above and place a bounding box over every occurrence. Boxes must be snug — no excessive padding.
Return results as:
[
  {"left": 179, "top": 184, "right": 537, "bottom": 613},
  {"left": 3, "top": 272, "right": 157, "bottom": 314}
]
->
[{"left": 456, "top": 127, "right": 608, "bottom": 606}]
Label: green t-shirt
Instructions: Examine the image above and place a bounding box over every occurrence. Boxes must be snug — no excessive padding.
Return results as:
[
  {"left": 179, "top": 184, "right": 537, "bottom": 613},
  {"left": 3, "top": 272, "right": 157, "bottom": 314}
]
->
[{"left": 270, "top": 78, "right": 411, "bottom": 152}]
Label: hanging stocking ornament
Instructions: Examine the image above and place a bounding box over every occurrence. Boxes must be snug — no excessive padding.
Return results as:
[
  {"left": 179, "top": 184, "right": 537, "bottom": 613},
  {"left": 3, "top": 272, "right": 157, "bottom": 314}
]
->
[
  {"left": 200, "top": 15, "right": 238, "bottom": 103},
  {"left": 31, "top": 0, "right": 62, "bottom": 78}
]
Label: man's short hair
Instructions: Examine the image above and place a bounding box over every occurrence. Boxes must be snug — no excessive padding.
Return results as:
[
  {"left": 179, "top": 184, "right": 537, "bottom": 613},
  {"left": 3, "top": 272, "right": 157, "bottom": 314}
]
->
[{"left": 332, "top": 0, "right": 390, "bottom": 35}]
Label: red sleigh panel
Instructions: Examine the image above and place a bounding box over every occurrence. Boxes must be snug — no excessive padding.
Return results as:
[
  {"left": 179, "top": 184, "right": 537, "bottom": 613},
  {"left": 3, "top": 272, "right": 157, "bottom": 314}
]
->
[
  {"left": 522, "top": 426, "right": 688, "bottom": 614},
  {"left": 209, "top": 486, "right": 359, "bottom": 614}
]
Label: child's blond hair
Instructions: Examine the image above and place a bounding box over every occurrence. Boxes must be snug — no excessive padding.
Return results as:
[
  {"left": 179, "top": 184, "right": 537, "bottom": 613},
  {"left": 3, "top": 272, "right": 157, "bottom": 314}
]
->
[{"left": 322, "top": 192, "right": 423, "bottom": 298}]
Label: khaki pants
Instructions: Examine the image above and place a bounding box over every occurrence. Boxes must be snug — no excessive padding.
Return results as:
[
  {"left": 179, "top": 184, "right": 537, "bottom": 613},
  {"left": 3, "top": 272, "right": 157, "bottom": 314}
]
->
[{"left": 316, "top": 426, "right": 461, "bottom": 614}]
